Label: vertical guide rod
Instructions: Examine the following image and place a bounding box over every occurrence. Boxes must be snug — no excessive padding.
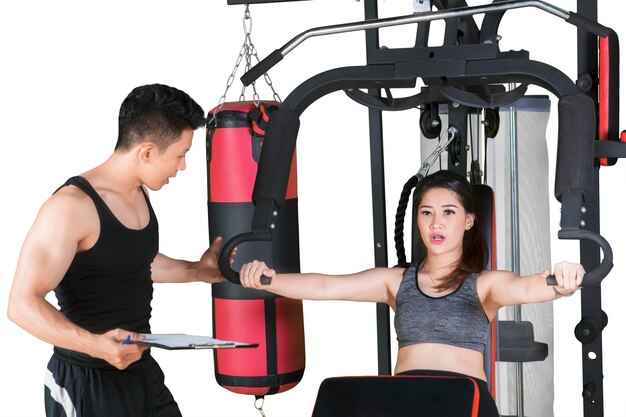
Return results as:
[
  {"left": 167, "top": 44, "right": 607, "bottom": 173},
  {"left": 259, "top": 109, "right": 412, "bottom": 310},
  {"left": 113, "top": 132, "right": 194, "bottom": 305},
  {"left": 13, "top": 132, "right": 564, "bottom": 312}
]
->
[
  {"left": 508, "top": 83, "right": 524, "bottom": 417},
  {"left": 364, "top": 0, "right": 392, "bottom": 376}
]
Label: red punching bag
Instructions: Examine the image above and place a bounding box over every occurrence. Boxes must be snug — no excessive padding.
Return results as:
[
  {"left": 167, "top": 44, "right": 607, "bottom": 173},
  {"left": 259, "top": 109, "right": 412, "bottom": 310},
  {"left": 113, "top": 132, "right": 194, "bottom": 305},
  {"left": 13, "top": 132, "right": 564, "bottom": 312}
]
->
[{"left": 206, "top": 101, "right": 305, "bottom": 396}]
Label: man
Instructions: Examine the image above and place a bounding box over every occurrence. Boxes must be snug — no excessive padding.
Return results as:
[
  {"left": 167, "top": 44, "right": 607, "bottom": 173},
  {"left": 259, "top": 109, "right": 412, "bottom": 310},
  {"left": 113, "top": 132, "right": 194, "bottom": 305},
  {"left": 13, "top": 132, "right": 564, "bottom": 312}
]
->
[{"left": 7, "top": 84, "right": 223, "bottom": 416}]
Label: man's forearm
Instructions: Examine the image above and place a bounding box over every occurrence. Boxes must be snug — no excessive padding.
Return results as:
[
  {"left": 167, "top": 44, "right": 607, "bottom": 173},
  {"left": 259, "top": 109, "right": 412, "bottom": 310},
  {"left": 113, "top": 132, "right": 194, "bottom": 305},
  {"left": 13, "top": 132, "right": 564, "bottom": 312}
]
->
[
  {"left": 8, "top": 293, "right": 99, "bottom": 355},
  {"left": 151, "top": 253, "right": 199, "bottom": 283}
]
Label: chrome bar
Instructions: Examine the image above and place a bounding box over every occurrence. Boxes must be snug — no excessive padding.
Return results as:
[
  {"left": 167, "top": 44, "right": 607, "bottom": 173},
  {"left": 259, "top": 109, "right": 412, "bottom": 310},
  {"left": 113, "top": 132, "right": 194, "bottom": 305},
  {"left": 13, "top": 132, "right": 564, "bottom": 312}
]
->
[
  {"left": 281, "top": 0, "right": 569, "bottom": 55},
  {"left": 508, "top": 82, "right": 524, "bottom": 417}
]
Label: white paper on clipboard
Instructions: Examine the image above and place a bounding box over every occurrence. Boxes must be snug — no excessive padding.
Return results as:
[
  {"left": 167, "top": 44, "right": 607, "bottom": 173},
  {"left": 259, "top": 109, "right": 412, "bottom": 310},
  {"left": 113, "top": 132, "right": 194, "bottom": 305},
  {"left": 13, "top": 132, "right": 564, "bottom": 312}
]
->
[{"left": 135, "top": 333, "right": 258, "bottom": 350}]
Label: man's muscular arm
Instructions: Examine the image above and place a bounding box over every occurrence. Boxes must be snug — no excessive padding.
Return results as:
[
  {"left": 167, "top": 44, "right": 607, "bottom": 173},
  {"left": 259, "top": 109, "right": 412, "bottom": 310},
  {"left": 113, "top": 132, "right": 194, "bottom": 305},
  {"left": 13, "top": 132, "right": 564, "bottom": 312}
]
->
[
  {"left": 7, "top": 188, "right": 146, "bottom": 370},
  {"left": 151, "top": 236, "right": 225, "bottom": 284}
]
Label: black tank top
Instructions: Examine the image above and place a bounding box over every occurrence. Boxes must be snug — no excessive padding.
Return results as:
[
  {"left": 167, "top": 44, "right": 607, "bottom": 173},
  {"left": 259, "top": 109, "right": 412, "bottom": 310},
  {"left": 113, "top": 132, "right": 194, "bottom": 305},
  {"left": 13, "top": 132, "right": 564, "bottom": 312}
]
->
[{"left": 53, "top": 176, "right": 158, "bottom": 365}]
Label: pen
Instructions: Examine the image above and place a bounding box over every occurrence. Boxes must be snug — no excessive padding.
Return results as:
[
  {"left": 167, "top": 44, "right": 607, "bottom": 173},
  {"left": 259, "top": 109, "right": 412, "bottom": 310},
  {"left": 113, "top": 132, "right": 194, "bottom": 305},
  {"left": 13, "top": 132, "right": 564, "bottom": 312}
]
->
[{"left": 124, "top": 335, "right": 131, "bottom": 345}]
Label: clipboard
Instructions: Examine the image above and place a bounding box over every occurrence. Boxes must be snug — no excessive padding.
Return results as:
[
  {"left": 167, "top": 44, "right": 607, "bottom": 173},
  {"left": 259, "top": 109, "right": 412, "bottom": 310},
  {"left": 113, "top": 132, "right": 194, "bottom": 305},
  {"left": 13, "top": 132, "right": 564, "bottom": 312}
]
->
[{"left": 133, "top": 333, "right": 258, "bottom": 350}]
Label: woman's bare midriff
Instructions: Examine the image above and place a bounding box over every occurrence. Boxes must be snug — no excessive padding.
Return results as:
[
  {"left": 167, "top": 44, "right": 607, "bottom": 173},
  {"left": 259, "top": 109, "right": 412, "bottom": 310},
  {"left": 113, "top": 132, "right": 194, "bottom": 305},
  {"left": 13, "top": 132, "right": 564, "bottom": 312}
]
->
[{"left": 395, "top": 343, "right": 487, "bottom": 382}]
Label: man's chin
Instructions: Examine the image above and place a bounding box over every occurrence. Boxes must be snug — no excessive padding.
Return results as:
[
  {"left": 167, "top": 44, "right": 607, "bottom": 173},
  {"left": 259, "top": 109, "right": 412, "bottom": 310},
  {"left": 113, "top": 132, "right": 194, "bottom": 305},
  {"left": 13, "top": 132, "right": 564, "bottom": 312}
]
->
[{"left": 145, "top": 183, "right": 165, "bottom": 191}]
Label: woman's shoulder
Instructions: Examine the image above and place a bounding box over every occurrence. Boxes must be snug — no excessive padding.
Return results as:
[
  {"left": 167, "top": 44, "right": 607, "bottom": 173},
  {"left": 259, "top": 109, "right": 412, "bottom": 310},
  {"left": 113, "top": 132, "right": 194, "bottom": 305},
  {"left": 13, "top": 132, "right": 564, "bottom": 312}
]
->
[
  {"left": 478, "top": 269, "right": 517, "bottom": 278},
  {"left": 476, "top": 269, "right": 518, "bottom": 291},
  {"left": 378, "top": 266, "right": 407, "bottom": 279},
  {"left": 366, "top": 266, "right": 408, "bottom": 293}
]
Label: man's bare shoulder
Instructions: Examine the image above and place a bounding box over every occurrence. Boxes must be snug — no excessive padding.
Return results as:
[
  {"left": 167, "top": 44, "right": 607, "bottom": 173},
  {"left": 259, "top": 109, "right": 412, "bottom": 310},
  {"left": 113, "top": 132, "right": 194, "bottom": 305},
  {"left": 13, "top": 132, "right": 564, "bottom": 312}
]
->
[
  {"left": 44, "top": 184, "right": 94, "bottom": 215},
  {"left": 34, "top": 185, "right": 99, "bottom": 242},
  {"left": 12, "top": 184, "right": 100, "bottom": 297}
]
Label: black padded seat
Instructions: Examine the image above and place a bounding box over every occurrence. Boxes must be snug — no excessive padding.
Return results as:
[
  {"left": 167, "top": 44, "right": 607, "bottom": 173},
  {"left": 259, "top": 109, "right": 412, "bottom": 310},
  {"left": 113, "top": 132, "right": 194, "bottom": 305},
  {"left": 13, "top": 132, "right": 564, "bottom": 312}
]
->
[{"left": 311, "top": 375, "right": 481, "bottom": 417}]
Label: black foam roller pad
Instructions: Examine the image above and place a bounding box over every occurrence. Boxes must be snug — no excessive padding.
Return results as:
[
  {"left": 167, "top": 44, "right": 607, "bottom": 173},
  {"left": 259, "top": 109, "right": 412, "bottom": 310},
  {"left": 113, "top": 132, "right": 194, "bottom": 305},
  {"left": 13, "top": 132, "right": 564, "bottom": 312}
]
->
[
  {"left": 567, "top": 13, "right": 611, "bottom": 37},
  {"left": 555, "top": 94, "right": 596, "bottom": 202},
  {"left": 241, "top": 50, "right": 284, "bottom": 86},
  {"left": 252, "top": 109, "right": 300, "bottom": 208}
]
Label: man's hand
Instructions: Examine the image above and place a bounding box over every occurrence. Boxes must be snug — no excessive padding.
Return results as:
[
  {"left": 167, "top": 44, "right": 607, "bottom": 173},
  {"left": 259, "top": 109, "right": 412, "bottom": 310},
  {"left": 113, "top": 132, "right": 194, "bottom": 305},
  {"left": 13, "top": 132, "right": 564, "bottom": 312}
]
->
[
  {"left": 94, "top": 329, "right": 148, "bottom": 370},
  {"left": 196, "top": 236, "right": 226, "bottom": 284},
  {"left": 151, "top": 236, "right": 238, "bottom": 284}
]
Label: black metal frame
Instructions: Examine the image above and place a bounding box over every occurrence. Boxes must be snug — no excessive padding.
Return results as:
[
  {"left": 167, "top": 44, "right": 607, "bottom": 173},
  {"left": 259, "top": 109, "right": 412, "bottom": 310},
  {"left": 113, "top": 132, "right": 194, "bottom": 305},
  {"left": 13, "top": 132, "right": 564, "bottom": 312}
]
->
[
  {"left": 360, "top": 2, "right": 617, "bottom": 416},
  {"left": 221, "top": 1, "right": 626, "bottom": 415},
  {"left": 576, "top": 2, "right": 605, "bottom": 415},
  {"left": 359, "top": 2, "right": 617, "bottom": 416},
  {"left": 227, "top": 0, "right": 309, "bottom": 4}
]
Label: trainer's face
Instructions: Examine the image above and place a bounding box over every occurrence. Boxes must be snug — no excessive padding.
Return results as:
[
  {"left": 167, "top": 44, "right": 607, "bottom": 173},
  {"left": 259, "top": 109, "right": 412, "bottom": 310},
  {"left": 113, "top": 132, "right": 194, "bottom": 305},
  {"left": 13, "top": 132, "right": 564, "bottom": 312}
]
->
[{"left": 144, "top": 129, "right": 193, "bottom": 190}]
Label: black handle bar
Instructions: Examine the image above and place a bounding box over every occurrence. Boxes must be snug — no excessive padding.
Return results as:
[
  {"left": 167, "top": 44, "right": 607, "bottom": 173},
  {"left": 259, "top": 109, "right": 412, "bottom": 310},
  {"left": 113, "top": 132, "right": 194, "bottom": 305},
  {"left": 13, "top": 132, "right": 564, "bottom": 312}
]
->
[
  {"left": 546, "top": 228, "right": 613, "bottom": 286},
  {"left": 218, "top": 231, "right": 273, "bottom": 285}
]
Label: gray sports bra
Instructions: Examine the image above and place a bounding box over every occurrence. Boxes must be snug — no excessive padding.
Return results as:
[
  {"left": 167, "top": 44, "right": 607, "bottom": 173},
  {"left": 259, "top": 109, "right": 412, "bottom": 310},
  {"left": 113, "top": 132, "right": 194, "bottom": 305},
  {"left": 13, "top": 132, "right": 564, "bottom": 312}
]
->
[{"left": 394, "top": 262, "right": 490, "bottom": 353}]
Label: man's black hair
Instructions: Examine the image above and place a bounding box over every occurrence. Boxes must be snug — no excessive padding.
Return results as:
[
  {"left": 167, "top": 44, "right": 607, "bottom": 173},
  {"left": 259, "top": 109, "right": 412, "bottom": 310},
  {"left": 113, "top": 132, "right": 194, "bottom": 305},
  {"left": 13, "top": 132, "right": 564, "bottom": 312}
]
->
[{"left": 115, "top": 84, "right": 205, "bottom": 151}]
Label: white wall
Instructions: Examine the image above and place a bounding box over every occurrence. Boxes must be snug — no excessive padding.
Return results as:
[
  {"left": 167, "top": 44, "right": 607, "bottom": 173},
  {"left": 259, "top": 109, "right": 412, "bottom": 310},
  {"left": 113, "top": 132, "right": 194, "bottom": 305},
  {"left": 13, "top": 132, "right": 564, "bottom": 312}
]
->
[{"left": 0, "top": 1, "right": 624, "bottom": 416}]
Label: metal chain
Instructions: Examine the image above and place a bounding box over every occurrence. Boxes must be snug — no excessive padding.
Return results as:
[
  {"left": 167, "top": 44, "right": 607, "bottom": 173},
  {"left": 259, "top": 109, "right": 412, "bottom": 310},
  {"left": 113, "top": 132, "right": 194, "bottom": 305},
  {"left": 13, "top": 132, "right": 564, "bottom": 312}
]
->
[
  {"left": 254, "top": 396, "right": 267, "bottom": 417},
  {"left": 210, "top": 4, "right": 281, "bottom": 126},
  {"left": 208, "top": 36, "right": 249, "bottom": 126},
  {"left": 239, "top": 6, "right": 256, "bottom": 103}
]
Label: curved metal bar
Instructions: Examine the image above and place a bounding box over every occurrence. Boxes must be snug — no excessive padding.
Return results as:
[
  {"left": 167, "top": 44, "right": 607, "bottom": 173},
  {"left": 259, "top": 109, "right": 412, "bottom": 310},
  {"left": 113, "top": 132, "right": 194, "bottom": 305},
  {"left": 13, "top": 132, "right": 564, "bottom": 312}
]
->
[
  {"left": 559, "top": 229, "right": 613, "bottom": 286},
  {"left": 280, "top": 59, "right": 578, "bottom": 116},
  {"left": 280, "top": 64, "right": 415, "bottom": 115},
  {"left": 439, "top": 83, "right": 528, "bottom": 108},
  {"left": 344, "top": 88, "right": 435, "bottom": 111},
  {"left": 243, "top": 0, "right": 614, "bottom": 87},
  {"left": 281, "top": 0, "right": 569, "bottom": 55},
  {"left": 241, "top": 0, "right": 614, "bottom": 86},
  {"left": 456, "top": 58, "right": 579, "bottom": 97}
]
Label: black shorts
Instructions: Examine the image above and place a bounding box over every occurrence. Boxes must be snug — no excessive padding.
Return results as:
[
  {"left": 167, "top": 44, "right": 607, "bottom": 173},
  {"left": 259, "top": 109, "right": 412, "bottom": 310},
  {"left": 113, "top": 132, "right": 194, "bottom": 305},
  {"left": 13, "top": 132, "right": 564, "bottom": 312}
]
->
[
  {"left": 312, "top": 369, "right": 499, "bottom": 417},
  {"left": 396, "top": 370, "right": 499, "bottom": 417},
  {"left": 44, "top": 352, "right": 182, "bottom": 417}
]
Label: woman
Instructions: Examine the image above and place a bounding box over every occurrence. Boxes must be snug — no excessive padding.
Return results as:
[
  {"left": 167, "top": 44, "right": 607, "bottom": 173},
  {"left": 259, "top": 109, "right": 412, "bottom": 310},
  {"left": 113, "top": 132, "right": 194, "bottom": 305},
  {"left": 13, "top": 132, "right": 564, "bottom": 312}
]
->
[{"left": 239, "top": 170, "right": 584, "bottom": 416}]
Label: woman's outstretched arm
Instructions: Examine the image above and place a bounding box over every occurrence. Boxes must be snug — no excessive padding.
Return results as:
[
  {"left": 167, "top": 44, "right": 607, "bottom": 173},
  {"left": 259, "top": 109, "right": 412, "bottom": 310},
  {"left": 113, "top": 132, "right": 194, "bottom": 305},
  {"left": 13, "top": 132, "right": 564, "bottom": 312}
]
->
[
  {"left": 239, "top": 260, "right": 403, "bottom": 307},
  {"left": 480, "top": 261, "right": 584, "bottom": 312}
]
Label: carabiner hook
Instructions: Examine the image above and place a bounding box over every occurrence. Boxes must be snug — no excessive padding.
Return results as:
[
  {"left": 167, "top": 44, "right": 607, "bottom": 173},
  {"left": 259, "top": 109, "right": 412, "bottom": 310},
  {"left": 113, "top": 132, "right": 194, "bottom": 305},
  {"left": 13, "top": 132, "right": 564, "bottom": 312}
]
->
[{"left": 242, "top": 4, "right": 253, "bottom": 35}]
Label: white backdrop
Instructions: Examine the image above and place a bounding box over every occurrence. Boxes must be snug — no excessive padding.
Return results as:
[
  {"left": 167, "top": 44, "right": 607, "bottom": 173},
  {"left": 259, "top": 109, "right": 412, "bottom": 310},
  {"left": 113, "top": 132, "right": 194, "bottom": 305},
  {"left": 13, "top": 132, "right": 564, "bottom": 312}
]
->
[{"left": 1, "top": 1, "right": 625, "bottom": 416}]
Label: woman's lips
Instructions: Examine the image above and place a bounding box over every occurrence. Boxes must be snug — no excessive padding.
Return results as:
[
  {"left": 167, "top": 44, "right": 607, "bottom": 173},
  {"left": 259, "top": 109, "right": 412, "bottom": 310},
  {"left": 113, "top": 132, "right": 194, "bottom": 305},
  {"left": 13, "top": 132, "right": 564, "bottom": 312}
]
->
[{"left": 431, "top": 234, "right": 445, "bottom": 245}]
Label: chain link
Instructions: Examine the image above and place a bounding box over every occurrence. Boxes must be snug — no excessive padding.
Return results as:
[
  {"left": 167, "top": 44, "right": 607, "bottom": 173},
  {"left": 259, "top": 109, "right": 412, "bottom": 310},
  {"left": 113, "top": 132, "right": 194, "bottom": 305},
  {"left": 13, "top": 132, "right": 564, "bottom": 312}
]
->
[
  {"left": 239, "top": 6, "right": 254, "bottom": 103},
  {"left": 209, "top": 38, "right": 248, "bottom": 126},
  {"left": 209, "top": 4, "right": 281, "bottom": 126}
]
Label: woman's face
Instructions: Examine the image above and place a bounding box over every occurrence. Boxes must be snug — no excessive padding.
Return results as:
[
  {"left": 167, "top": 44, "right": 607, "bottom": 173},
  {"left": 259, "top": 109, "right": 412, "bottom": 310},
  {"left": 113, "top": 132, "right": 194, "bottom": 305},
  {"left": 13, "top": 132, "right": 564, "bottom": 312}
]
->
[{"left": 417, "top": 187, "right": 475, "bottom": 258}]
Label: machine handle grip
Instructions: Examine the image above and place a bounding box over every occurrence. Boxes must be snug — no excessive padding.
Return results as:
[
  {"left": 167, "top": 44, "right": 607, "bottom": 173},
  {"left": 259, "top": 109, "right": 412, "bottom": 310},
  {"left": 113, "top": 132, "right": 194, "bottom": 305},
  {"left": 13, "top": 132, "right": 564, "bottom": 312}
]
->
[
  {"left": 566, "top": 12, "right": 611, "bottom": 37},
  {"left": 545, "top": 229, "right": 613, "bottom": 286},
  {"left": 218, "top": 232, "right": 272, "bottom": 284},
  {"left": 241, "top": 49, "right": 284, "bottom": 86}
]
